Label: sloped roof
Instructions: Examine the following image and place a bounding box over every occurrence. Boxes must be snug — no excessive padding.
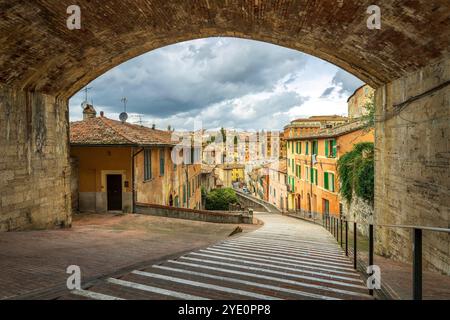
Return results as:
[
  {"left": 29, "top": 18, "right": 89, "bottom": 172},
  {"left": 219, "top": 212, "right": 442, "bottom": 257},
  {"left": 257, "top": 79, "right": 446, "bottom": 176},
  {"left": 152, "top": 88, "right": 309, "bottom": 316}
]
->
[
  {"left": 70, "top": 116, "right": 175, "bottom": 146},
  {"left": 291, "top": 115, "right": 348, "bottom": 123}
]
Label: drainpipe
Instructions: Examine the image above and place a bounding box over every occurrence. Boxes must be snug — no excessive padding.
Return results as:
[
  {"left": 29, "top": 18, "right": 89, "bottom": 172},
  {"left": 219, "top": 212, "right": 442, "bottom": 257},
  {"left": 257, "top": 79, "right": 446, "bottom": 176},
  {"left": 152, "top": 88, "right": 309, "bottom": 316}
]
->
[{"left": 132, "top": 147, "right": 144, "bottom": 213}]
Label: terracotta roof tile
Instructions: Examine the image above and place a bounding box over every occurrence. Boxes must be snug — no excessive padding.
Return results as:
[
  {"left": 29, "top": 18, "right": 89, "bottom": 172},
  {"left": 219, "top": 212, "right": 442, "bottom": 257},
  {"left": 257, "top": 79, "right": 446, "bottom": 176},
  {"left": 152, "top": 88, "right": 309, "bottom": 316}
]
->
[{"left": 70, "top": 116, "right": 175, "bottom": 146}]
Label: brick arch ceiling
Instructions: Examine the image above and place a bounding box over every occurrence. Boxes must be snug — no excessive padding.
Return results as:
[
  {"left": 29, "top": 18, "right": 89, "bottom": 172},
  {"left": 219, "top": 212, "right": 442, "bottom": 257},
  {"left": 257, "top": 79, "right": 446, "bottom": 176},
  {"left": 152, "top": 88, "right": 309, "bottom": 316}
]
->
[{"left": 0, "top": 0, "right": 448, "bottom": 100}]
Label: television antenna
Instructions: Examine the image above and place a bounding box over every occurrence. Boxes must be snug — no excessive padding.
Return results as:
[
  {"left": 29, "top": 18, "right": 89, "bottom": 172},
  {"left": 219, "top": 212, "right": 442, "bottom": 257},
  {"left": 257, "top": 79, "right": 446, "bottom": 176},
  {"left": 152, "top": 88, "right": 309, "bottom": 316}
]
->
[
  {"left": 119, "top": 97, "right": 128, "bottom": 123},
  {"left": 80, "top": 86, "right": 92, "bottom": 109}
]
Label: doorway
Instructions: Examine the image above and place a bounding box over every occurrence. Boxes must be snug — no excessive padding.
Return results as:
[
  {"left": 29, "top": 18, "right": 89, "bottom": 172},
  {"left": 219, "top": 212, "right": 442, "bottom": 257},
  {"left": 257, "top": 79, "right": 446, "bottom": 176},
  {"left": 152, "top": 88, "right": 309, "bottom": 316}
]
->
[{"left": 107, "top": 174, "right": 122, "bottom": 211}]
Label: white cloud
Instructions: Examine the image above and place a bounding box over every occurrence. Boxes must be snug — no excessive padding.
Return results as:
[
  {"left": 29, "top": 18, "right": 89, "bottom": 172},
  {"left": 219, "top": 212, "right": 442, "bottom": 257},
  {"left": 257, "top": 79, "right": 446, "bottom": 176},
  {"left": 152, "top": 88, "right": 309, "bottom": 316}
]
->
[{"left": 69, "top": 37, "right": 364, "bottom": 130}]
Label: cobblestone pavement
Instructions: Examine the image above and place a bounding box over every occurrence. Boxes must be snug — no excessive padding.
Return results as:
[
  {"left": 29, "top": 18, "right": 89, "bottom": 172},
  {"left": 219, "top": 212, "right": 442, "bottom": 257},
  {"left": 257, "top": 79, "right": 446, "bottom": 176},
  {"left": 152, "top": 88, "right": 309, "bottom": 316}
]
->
[
  {"left": 0, "top": 213, "right": 259, "bottom": 300},
  {"left": 60, "top": 213, "right": 372, "bottom": 300}
]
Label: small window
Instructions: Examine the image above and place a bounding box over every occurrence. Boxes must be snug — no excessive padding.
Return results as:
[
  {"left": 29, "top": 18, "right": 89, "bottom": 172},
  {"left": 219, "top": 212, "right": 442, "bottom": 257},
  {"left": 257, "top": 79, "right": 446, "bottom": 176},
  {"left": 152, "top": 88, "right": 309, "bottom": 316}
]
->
[
  {"left": 159, "top": 149, "right": 165, "bottom": 176},
  {"left": 324, "top": 172, "right": 335, "bottom": 192},
  {"left": 312, "top": 140, "right": 319, "bottom": 155},
  {"left": 325, "top": 139, "right": 337, "bottom": 158},
  {"left": 144, "top": 149, "right": 152, "bottom": 180}
]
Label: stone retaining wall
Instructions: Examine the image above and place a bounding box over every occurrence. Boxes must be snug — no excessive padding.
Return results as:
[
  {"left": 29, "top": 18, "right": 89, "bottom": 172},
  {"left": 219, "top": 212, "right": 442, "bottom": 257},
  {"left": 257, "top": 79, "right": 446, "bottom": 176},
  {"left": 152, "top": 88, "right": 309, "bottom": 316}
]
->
[{"left": 136, "top": 203, "right": 253, "bottom": 224}]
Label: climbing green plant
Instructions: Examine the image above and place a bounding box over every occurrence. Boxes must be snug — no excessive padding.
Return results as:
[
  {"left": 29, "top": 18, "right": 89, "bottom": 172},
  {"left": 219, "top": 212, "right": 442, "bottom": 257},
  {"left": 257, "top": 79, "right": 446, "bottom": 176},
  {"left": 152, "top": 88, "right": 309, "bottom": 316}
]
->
[{"left": 337, "top": 142, "right": 374, "bottom": 205}]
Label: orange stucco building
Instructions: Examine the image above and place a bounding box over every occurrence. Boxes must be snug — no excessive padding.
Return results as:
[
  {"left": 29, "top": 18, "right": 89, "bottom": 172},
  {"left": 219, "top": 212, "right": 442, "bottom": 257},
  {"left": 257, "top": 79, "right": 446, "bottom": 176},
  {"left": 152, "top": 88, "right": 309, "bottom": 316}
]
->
[
  {"left": 284, "top": 85, "right": 374, "bottom": 217},
  {"left": 70, "top": 106, "right": 201, "bottom": 213},
  {"left": 286, "top": 124, "right": 374, "bottom": 216}
]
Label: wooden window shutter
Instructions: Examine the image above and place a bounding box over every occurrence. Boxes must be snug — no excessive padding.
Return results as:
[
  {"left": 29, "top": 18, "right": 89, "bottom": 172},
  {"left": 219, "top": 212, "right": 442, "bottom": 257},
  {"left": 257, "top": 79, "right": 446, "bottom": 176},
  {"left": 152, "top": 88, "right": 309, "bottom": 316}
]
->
[
  {"left": 332, "top": 140, "right": 337, "bottom": 157},
  {"left": 325, "top": 140, "right": 329, "bottom": 157},
  {"left": 324, "top": 172, "right": 329, "bottom": 190}
]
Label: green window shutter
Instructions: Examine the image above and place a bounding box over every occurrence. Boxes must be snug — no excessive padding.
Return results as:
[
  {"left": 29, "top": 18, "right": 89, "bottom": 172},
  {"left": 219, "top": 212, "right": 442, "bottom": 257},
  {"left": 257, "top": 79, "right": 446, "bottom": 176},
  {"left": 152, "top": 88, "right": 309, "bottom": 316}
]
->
[
  {"left": 315, "top": 169, "right": 318, "bottom": 186},
  {"left": 306, "top": 142, "right": 309, "bottom": 155},
  {"left": 324, "top": 172, "right": 329, "bottom": 190},
  {"left": 332, "top": 140, "right": 337, "bottom": 157},
  {"left": 331, "top": 173, "right": 335, "bottom": 192},
  {"left": 310, "top": 167, "right": 314, "bottom": 183},
  {"left": 325, "top": 140, "right": 329, "bottom": 157},
  {"left": 300, "top": 142, "right": 302, "bottom": 154}
]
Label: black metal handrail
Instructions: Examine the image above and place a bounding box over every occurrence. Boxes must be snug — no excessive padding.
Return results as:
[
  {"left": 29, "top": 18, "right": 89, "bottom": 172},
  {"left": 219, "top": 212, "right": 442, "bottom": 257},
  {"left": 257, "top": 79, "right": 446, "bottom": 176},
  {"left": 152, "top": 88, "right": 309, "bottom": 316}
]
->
[{"left": 320, "top": 214, "right": 450, "bottom": 300}]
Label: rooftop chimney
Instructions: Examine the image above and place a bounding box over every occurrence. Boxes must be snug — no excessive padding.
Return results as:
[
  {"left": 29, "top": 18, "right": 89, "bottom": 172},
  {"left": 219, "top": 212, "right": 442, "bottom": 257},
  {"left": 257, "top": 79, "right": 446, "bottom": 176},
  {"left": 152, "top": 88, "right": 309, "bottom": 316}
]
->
[
  {"left": 100, "top": 111, "right": 104, "bottom": 117},
  {"left": 152, "top": 124, "right": 156, "bottom": 130},
  {"left": 82, "top": 103, "right": 96, "bottom": 120}
]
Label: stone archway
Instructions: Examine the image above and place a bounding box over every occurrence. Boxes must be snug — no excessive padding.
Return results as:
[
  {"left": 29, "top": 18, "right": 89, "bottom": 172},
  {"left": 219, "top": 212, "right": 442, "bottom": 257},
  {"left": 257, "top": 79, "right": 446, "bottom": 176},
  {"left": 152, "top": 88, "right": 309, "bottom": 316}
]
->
[{"left": 0, "top": 1, "right": 448, "bottom": 274}]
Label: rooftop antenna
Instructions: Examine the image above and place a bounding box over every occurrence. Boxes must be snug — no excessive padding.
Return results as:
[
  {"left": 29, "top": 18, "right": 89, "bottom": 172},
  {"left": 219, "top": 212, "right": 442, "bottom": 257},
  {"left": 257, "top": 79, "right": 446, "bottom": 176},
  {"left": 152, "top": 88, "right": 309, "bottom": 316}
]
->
[
  {"left": 120, "top": 97, "right": 128, "bottom": 112},
  {"left": 119, "top": 97, "right": 129, "bottom": 123},
  {"left": 80, "top": 86, "right": 92, "bottom": 109}
]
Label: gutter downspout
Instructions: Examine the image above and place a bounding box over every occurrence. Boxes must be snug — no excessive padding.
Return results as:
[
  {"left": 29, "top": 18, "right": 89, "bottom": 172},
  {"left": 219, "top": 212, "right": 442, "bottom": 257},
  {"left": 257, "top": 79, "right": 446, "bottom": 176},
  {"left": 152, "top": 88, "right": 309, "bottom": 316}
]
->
[{"left": 132, "top": 147, "right": 144, "bottom": 213}]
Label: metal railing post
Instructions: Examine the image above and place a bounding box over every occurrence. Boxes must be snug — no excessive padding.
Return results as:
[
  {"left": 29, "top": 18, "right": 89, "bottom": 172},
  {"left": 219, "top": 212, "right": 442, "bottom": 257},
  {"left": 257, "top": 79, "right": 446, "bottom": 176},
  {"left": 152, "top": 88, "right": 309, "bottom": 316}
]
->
[
  {"left": 345, "top": 220, "right": 348, "bottom": 256},
  {"left": 369, "top": 224, "right": 374, "bottom": 296},
  {"left": 413, "top": 228, "right": 422, "bottom": 300},
  {"left": 353, "top": 222, "right": 357, "bottom": 269},
  {"left": 336, "top": 219, "right": 339, "bottom": 241},
  {"left": 331, "top": 217, "right": 334, "bottom": 236},
  {"left": 340, "top": 219, "right": 343, "bottom": 247}
]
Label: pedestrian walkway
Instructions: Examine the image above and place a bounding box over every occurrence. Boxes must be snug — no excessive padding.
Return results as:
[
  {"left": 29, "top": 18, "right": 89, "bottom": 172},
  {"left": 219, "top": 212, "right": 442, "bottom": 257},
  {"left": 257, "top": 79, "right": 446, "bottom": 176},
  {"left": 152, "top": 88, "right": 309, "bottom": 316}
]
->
[{"left": 62, "top": 213, "right": 372, "bottom": 300}]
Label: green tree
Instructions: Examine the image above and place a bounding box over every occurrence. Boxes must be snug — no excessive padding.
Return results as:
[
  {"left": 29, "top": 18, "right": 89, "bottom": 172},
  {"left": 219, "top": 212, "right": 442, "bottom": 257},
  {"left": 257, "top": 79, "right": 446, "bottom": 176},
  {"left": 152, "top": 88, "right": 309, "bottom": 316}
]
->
[
  {"left": 337, "top": 142, "right": 374, "bottom": 205},
  {"left": 220, "top": 127, "right": 227, "bottom": 143},
  {"left": 361, "top": 94, "right": 375, "bottom": 129},
  {"left": 205, "top": 188, "right": 238, "bottom": 210}
]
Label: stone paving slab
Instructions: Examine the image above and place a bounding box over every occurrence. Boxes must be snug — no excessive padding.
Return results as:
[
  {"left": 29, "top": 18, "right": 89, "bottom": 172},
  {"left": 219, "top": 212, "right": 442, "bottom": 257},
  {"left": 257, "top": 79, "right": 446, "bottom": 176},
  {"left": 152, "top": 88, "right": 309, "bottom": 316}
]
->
[{"left": 0, "top": 213, "right": 259, "bottom": 300}]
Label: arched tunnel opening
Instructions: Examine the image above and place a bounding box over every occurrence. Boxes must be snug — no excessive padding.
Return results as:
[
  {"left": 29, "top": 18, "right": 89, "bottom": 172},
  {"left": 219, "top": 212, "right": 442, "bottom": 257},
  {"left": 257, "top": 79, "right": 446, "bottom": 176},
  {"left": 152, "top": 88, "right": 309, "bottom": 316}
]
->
[{"left": 0, "top": 1, "right": 448, "bottom": 300}]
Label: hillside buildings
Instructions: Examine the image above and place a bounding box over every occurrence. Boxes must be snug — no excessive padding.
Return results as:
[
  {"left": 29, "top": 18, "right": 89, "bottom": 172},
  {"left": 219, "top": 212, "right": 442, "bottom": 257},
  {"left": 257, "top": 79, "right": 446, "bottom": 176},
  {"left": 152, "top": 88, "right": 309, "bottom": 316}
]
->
[{"left": 284, "top": 84, "right": 374, "bottom": 217}]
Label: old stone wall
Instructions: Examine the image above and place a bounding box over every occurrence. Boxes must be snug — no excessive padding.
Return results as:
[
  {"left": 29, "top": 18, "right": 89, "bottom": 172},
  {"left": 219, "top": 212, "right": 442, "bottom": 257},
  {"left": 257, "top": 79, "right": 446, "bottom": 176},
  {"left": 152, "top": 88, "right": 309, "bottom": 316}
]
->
[
  {"left": 136, "top": 203, "right": 253, "bottom": 224},
  {"left": 375, "top": 56, "right": 450, "bottom": 275},
  {"left": 344, "top": 193, "right": 374, "bottom": 237},
  {"left": 0, "top": 85, "right": 71, "bottom": 231},
  {"left": 70, "top": 157, "right": 79, "bottom": 213}
]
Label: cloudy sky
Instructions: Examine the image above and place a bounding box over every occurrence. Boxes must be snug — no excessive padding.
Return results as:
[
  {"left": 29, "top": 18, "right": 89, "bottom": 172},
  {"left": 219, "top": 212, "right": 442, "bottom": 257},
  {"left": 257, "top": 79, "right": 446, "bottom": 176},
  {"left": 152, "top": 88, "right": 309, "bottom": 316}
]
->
[{"left": 69, "top": 37, "right": 363, "bottom": 131}]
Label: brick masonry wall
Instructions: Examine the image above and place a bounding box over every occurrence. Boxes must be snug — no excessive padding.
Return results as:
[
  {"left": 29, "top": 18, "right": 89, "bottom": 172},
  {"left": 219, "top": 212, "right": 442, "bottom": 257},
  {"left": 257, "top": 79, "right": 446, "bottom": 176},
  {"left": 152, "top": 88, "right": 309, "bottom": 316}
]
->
[
  {"left": 374, "top": 56, "right": 450, "bottom": 275},
  {"left": 0, "top": 85, "right": 71, "bottom": 231}
]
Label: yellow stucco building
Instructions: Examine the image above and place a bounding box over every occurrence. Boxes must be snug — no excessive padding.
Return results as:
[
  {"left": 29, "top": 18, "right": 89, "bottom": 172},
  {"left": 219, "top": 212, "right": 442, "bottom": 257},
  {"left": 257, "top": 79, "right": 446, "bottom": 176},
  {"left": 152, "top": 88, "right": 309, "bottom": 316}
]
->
[{"left": 70, "top": 107, "right": 201, "bottom": 213}]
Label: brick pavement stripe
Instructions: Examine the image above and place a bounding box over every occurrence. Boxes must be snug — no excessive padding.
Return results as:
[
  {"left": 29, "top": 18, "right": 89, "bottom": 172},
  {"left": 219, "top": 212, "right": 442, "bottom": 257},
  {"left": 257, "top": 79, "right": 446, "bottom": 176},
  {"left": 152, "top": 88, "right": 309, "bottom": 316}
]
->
[
  {"left": 205, "top": 246, "right": 354, "bottom": 267},
  {"left": 176, "top": 256, "right": 361, "bottom": 283},
  {"left": 71, "top": 289, "right": 124, "bottom": 300},
  {"left": 107, "top": 278, "right": 207, "bottom": 300},
  {"left": 131, "top": 270, "right": 281, "bottom": 300},
  {"left": 180, "top": 252, "right": 365, "bottom": 289},
  {"left": 169, "top": 257, "right": 371, "bottom": 299},
  {"left": 151, "top": 264, "right": 338, "bottom": 300},
  {"left": 217, "top": 242, "right": 351, "bottom": 262}
]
